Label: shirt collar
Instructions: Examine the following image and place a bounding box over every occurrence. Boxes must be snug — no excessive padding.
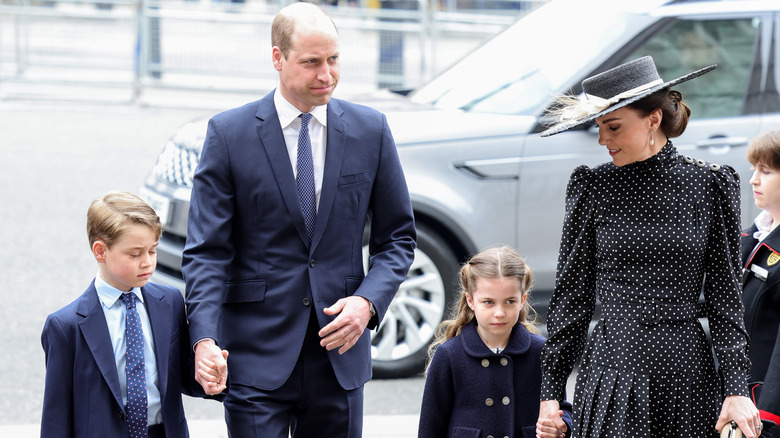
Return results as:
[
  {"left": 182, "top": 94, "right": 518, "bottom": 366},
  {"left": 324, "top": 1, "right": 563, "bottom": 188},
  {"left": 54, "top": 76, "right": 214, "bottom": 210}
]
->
[
  {"left": 273, "top": 88, "right": 328, "bottom": 129},
  {"left": 754, "top": 210, "right": 774, "bottom": 242},
  {"left": 95, "top": 273, "right": 144, "bottom": 308}
]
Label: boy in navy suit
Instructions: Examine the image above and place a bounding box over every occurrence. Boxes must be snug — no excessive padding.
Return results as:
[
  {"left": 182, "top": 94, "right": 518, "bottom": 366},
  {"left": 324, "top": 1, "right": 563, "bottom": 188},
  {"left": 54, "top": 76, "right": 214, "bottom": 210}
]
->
[{"left": 41, "top": 191, "right": 216, "bottom": 438}]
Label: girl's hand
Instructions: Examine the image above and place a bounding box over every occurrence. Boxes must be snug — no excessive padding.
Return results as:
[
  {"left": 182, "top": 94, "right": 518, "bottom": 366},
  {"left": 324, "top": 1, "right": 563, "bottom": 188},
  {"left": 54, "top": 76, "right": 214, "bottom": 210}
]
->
[{"left": 537, "top": 401, "right": 567, "bottom": 438}]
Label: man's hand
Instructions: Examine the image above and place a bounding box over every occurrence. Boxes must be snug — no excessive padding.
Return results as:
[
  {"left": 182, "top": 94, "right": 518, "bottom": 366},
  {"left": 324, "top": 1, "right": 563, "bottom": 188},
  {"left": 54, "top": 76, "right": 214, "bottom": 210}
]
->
[
  {"left": 194, "top": 339, "right": 228, "bottom": 395},
  {"left": 319, "top": 296, "right": 372, "bottom": 355}
]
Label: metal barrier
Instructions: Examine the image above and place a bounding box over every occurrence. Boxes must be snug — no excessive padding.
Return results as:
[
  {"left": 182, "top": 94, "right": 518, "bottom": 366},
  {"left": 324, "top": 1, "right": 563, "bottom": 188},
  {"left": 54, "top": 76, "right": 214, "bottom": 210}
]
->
[{"left": 0, "top": 0, "right": 539, "bottom": 103}]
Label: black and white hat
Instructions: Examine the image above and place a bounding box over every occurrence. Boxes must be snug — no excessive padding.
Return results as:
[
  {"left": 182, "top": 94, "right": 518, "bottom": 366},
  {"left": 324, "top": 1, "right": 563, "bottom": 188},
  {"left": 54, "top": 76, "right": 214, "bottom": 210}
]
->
[{"left": 539, "top": 56, "right": 716, "bottom": 137}]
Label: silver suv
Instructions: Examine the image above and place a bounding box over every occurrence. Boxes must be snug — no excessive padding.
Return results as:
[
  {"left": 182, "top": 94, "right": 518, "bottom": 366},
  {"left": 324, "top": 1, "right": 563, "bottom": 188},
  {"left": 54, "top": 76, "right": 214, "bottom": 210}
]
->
[{"left": 142, "top": 0, "right": 779, "bottom": 378}]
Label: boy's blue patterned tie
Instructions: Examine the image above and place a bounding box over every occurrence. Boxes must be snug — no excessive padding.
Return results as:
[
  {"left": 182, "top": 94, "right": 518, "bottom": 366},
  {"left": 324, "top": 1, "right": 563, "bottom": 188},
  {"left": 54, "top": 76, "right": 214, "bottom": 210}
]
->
[
  {"left": 122, "top": 293, "right": 148, "bottom": 438},
  {"left": 297, "top": 113, "right": 317, "bottom": 242}
]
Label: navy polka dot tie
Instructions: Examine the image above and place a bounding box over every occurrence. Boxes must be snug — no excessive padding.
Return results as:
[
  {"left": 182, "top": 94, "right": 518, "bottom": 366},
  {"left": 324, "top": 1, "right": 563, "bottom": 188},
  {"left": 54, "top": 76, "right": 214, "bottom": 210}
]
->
[
  {"left": 297, "top": 113, "right": 317, "bottom": 242},
  {"left": 122, "top": 293, "right": 148, "bottom": 438}
]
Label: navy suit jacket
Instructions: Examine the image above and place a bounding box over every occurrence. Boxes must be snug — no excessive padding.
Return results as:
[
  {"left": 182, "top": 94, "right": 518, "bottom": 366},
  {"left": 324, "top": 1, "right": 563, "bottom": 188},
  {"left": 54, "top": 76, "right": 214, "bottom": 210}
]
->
[
  {"left": 182, "top": 92, "right": 416, "bottom": 391},
  {"left": 41, "top": 281, "right": 197, "bottom": 438}
]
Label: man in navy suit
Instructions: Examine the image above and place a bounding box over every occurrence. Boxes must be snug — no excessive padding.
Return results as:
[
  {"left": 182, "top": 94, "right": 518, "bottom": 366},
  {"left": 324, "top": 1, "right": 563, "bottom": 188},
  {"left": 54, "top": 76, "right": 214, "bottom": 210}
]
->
[
  {"left": 182, "top": 3, "right": 417, "bottom": 437},
  {"left": 41, "top": 191, "right": 203, "bottom": 438}
]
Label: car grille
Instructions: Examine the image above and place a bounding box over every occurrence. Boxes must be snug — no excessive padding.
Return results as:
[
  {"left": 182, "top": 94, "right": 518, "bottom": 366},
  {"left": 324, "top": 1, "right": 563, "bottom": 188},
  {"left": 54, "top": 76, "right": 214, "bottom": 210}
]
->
[{"left": 152, "top": 140, "right": 200, "bottom": 188}]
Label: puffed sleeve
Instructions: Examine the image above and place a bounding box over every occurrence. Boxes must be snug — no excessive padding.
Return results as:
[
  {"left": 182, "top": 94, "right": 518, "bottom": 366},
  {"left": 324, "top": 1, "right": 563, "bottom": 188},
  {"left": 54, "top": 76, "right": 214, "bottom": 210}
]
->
[
  {"left": 540, "top": 165, "right": 598, "bottom": 402},
  {"left": 704, "top": 164, "right": 750, "bottom": 397},
  {"left": 418, "top": 344, "right": 455, "bottom": 438}
]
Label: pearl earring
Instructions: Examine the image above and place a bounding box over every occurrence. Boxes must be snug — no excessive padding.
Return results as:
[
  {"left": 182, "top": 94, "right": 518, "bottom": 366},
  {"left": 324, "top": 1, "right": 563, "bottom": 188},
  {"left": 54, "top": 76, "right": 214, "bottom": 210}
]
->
[{"left": 650, "top": 130, "right": 655, "bottom": 146}]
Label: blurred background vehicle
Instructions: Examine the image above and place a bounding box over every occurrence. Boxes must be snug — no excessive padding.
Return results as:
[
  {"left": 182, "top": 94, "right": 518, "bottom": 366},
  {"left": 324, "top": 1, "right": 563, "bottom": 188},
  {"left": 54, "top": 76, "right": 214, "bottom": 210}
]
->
[{"left": 141, "top": 0, "right": 778, "bottom": 378}]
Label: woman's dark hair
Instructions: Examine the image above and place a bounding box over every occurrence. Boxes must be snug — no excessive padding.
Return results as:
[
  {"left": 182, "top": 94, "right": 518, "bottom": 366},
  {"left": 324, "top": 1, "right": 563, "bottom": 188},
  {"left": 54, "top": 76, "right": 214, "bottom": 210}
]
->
[{"left": 629, "top": 88, "right": 691, "bottom": 138}]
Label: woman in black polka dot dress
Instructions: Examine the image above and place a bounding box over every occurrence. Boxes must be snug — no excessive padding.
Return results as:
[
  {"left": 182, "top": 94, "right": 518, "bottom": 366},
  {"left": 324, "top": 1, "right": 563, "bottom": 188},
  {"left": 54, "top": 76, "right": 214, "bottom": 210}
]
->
[{"left": 535, "top": 56, "right": 760, "bottom": 438}]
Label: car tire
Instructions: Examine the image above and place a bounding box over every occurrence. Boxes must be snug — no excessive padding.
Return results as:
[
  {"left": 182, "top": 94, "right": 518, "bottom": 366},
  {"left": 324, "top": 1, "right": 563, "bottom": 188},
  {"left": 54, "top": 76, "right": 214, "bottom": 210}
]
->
[{"left": 369, "top": 224, "right": 459, "bottom": 378}]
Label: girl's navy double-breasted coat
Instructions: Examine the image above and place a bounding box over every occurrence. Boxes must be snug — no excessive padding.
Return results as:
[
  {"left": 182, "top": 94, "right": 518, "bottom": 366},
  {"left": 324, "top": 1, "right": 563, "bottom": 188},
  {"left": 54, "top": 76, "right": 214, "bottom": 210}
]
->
[{"left": 418, "top": 321, "right": 572, "bottom": 438}]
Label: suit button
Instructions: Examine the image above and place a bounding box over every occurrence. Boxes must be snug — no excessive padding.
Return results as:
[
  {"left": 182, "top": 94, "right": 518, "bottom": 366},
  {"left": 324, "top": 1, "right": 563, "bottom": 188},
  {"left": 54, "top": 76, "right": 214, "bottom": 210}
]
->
[
  {"left": 500, "top": 358, "right": 508, "bottom": 366},
  {"left": 302, "top": 298, "right": 311, "bottom": 306},
  {"left": 485, "top": 398, "right": 493, "bottom": 406},
  {"left": 481, "top": 359, "right": 490, "bottom": 368},
  {"left": 487, "top": 436, "right": 494, "bottom": 438},
  {"left": 309, "top": 259, "right": 317, "bottom": 268},
  {"left": 502, "top": 396, "right": 510, "bottom": 405}
]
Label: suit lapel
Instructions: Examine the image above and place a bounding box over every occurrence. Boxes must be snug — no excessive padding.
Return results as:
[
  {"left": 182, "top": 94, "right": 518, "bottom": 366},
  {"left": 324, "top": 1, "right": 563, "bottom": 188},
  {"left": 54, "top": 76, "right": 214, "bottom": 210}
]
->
[
  {"left": 312, "top": 100, "right": 347, "bottom": 250},
  {"left": 143, "top": 285, "right": 170, "bottom": 402},
  {"left": 255, "top": 94, "right": 311, "bottom": 246},
  {"left": 77, "top": 283, "right": 124, "bottom": 410}
]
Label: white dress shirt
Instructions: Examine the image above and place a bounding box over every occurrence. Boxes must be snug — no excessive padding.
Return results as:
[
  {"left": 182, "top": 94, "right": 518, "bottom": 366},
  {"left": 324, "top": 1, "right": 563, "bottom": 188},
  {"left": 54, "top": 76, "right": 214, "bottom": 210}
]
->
[
  {"left": 95, "top": 274, "right": 162, "bottom": 425},
  {"left": 274, "top": 88, "right": 328, "bottom": 209}
]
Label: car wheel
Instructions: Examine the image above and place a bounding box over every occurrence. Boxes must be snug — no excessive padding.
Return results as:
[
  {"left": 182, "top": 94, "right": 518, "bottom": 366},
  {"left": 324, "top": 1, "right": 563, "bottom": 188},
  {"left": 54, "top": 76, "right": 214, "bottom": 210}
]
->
[{"left": 366, "top": 224, "right": 459, "bottom": 378}]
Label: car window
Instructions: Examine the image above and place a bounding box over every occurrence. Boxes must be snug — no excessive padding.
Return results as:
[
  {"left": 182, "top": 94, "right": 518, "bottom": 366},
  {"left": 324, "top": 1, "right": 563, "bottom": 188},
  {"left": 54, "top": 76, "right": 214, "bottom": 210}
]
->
[
  {"left": 409, "top": 0, "right": 665, "bottom": 116},
  {"left": 620, "top": 17, "right": 761, "bottom": 119}
]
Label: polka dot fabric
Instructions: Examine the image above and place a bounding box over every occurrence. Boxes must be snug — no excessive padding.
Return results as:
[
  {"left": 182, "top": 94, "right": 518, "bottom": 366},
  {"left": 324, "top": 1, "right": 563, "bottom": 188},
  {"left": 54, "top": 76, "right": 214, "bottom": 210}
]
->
[
  {"left": 122, "top": 292, "right": 148, "bottom": 438},
  {"left": 539, "top": 142, "right": 751, "bottom": 437}
]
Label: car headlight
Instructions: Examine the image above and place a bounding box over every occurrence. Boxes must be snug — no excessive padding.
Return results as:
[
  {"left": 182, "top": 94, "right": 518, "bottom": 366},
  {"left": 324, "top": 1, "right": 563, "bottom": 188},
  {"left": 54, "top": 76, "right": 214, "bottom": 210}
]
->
[{"left": 152, "top": 140, "right": 200, "bottom": 188}]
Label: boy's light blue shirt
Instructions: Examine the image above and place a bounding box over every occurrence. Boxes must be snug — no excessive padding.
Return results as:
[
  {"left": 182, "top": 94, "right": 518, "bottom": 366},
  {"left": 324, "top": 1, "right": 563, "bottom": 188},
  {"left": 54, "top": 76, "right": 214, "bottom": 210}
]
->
[{"left": 95, "top": 274, "right": 163, "bottom": 426}]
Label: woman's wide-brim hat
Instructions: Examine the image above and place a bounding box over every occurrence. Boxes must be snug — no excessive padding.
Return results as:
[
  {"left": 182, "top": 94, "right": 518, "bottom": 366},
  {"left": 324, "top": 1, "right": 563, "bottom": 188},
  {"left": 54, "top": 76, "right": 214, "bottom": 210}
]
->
[{"left": 539, "top": 55, "right": 716, "bottom": 137}]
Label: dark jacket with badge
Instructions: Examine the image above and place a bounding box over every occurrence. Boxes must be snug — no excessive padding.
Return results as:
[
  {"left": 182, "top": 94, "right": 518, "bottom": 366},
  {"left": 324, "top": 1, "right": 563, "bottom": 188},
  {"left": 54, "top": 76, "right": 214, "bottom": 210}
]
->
[
  {"left": 418, "top": 320, "right": 573, "bottom": 438},
  {"left": 741, "top": 224, "right": 780, "bottom": 430}
]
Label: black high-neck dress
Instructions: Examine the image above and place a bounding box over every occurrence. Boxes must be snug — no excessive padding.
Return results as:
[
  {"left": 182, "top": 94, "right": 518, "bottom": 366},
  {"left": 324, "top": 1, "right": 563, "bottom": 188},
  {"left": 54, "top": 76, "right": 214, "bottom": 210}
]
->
[{"left": 540, "top": 141, "right": 751, "bottom": 437}]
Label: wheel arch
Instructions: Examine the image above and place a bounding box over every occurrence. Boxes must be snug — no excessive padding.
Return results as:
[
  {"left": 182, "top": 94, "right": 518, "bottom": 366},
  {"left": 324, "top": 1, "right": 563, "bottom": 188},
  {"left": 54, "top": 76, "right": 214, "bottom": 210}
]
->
[{"left": 411, "top": 202, "right": 477, "bottom": 268}]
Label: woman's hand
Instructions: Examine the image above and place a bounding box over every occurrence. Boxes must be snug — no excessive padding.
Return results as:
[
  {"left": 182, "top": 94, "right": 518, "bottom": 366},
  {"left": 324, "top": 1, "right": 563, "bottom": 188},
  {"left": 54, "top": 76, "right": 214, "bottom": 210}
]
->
[{"left": 716, "top": 395, "right": 761, "bottom": 438}]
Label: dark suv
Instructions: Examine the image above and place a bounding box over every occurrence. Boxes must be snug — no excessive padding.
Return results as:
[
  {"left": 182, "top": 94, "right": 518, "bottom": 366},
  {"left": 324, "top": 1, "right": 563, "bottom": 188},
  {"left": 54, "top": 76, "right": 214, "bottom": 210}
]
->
[{"left": 141, "top": 0, "right": 779, "bottom": 377}]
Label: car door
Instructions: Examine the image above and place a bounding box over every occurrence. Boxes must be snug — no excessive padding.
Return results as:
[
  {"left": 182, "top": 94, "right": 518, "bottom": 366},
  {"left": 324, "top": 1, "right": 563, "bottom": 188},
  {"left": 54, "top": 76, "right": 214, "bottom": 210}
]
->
[{"left": 518, "top": 8, "right": 769, "bottom": 307}]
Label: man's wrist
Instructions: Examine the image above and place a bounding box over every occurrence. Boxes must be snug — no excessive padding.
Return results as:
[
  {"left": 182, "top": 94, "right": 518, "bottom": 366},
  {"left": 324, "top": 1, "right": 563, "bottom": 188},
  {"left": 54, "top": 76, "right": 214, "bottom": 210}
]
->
[
  {"left": 194, "top": 337, "right": 217, "bottom": 352},
  {"left": 361, "top": 297, "right": 376, "bottom": 316}
]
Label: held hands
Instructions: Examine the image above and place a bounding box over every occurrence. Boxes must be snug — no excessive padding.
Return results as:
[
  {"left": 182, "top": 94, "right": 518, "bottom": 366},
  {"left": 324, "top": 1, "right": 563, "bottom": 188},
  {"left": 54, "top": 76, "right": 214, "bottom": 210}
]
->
[
  {"left": 319, "top": 296, "right": 372, "bottom": 355},
  {"left": 194, "top": 339, "right": 229, "bottom": 395},
  {"left": 716, "top": 395, "right": 761, "bottom": 438},
  {"left": 537, "top": 400, "right": 568, "bottom": 438}
]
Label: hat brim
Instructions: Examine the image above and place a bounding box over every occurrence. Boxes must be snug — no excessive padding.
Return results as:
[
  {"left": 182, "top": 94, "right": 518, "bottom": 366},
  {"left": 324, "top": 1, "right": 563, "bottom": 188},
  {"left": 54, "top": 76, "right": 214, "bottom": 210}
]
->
[{"left": 539, "top": 64, "right": 717, "bottom": 137}]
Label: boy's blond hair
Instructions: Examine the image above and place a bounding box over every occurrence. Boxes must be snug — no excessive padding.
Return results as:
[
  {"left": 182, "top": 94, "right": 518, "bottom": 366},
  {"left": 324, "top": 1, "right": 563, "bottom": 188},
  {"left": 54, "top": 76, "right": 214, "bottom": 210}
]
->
[{"left": 87, "top": 191, "right": 162, "bottom": 249}]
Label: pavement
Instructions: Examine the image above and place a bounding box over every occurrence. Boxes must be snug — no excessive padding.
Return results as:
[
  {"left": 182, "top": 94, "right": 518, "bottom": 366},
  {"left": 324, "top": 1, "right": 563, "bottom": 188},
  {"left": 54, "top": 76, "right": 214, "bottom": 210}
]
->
[{"left": 0, "top": 415, "right": 421, "bottom": 438}]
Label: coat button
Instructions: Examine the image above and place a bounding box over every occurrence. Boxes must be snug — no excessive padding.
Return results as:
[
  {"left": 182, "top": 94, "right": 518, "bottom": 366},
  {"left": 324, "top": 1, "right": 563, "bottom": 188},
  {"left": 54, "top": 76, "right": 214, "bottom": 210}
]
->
[
  {"left": 302, "top": 298, "right": 311, "bottom": 306},
  {"left": 309, "top": 259, "right": 317, "bottom": 268},
  {"left": 502, "top": 396, "right": 510, "bottom": 405},
  {"left": 485, "top": 398, "right": 493, "bottom": 406},
  {"left": 481, "top": 359, "right": 490, "bottom": 368},
  {"left": 500, "top": 358, "right": 508, "bottom": 366},
  {"left": 487, "top": 436, "right": 494, "bottom": 438}
]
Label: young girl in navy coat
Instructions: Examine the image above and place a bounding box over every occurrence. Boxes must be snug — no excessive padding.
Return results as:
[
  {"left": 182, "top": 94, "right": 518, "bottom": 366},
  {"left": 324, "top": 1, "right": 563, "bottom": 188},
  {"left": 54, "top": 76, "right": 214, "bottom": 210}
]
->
[{"left": 418, "top": 246, "right": 572, "bottom": 438}]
